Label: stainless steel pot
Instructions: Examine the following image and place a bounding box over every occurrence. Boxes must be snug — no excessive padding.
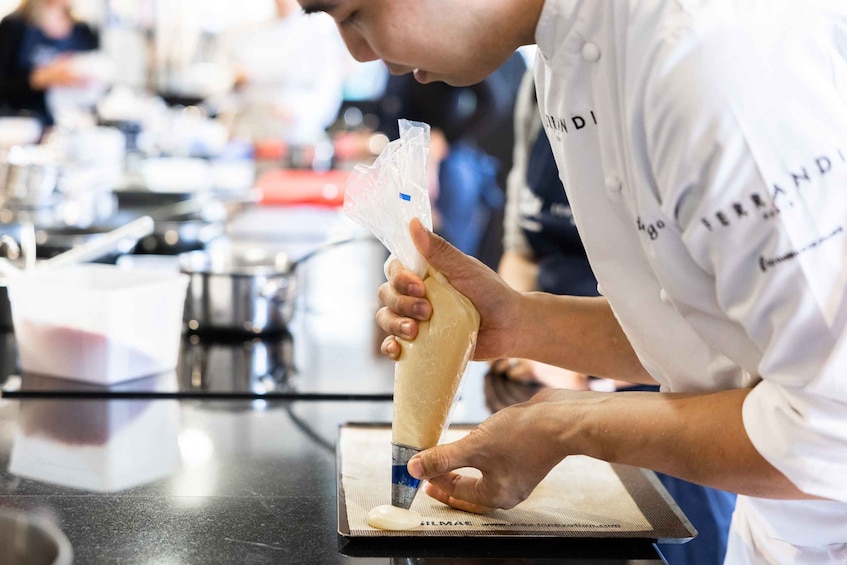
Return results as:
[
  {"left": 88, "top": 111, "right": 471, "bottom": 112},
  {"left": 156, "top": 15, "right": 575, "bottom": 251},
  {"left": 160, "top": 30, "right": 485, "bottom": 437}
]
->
[
  {"left": 179, "top": 238, "right": 360, "bottom": 336},
  {"left": 180, "top": 248, "right": 298, "bottom": 336},
  {"left": 0, "top": 234, "right": 19, "bottom": 330},
  {"left": 0, "top": 145, "right": 59, "bottom": 209},
  {"left": 0, "top": 284, "right": 13, "bottom": 331}
]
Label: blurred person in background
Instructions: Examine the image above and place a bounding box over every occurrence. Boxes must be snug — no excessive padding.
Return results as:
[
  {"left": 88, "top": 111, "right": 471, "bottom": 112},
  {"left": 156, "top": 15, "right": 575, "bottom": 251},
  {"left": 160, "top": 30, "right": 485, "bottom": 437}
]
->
[
  {"left": 216, "top": 0, "right": 345, "bottom": 148},
  {"left": 490, "top": 70, "right": 735, "bottom": 565},
  {"left": 374, "top": 51, "right": 525, "bottom": 266},
  {"left": 0, "top": 0, "right": 98, "bottom": 127}
]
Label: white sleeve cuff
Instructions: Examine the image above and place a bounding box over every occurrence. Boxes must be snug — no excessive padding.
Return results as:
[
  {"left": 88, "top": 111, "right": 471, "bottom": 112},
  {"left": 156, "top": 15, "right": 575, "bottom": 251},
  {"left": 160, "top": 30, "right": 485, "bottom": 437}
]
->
[{"left": 743, "top": 380, "right": 847, "bottom": 502}]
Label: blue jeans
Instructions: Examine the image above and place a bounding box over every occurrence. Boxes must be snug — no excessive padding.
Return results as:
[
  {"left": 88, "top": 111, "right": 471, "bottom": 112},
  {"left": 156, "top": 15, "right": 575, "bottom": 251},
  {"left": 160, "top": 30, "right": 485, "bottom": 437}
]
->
[
  {"left": 656, "top": 473, "right": 736, "bottom": 565},
  {"left": 435, "top": 142, "right": 503, "bottom": 257}
]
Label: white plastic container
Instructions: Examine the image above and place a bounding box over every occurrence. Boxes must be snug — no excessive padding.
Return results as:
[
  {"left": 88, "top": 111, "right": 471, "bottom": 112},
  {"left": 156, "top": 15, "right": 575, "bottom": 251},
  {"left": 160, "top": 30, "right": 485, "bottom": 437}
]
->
[
  {"left": 9, "top": 373, "right": 181, "bottom": 492},
  {"left": 7, "top": 264, "right": 189, "bottom": 384}
]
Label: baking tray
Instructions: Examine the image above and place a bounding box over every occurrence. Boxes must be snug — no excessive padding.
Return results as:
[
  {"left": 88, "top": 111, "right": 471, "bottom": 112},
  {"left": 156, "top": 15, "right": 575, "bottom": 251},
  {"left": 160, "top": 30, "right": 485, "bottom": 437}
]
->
[{"left": 337, "top": 423, "right": 696, "bottom": 548}]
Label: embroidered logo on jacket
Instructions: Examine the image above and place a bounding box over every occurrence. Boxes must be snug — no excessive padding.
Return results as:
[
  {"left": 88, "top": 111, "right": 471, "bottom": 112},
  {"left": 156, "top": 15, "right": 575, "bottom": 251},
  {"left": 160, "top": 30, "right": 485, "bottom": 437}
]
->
[
  {"left": 543, "top": 111, "right": 598, "bottom": 141},
  {"left": 700, "top": 147, "right": 846, "bottom": 231}
]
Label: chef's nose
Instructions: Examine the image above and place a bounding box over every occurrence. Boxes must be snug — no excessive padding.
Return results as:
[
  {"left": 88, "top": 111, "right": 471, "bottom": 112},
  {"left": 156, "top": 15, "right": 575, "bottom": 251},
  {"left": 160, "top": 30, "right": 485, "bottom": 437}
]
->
[{"left": 339, "top": 29, "right": 379, "bottom": 63}]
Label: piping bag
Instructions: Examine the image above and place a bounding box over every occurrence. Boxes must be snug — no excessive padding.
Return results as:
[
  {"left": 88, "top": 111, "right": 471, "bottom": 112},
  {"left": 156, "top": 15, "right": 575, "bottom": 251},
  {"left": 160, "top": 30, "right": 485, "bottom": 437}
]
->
[{"left": 344, "top": 120, "right": 480, "bottom": 509}]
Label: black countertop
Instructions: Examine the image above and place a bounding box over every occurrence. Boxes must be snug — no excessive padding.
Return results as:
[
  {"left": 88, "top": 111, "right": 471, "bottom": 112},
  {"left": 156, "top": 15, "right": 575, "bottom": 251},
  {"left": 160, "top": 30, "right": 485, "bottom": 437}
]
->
[
  {"left": 0, "top": 395, "right": 673, "bottom": 564},
  {"left": 0, "top": 208, "right": 676, "bottom": 563}
]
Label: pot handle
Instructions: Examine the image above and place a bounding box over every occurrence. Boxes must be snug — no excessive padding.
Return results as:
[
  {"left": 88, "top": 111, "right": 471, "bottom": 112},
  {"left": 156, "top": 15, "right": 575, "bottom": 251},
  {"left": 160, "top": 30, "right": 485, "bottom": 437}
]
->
[
  {"left": 289, "top": 237, "right": 369, "bottom": 270},
  {"left": 41, "top": 216, "right": 155, "bottom": 269},
  {"left": 260, "top": 277, "right": 292, "bottom": 301}
]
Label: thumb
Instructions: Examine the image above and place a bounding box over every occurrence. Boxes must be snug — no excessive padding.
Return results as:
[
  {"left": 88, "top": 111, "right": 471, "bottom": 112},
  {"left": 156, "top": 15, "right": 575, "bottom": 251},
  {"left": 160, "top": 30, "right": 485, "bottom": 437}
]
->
[
  {"left": 409, "top": 218, "right": 470, "bottom": 279},
  {"left": 407, "top": 442, "right": 464, "bottom": 480}
]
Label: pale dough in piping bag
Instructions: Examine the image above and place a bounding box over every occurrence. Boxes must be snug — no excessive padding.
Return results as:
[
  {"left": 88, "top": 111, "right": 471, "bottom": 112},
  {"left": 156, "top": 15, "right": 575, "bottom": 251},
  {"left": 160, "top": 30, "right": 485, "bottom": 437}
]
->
[{"left": 392, "top": 266, "right": 480, "bottom": 450}]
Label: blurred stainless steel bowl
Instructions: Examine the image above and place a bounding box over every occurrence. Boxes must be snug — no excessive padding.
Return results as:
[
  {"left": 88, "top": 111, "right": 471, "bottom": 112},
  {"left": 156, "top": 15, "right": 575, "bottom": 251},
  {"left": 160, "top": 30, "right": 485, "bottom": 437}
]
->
[
  {"left": 0, "top": 145, "right": 59, "bottom": 209},
  {"left": 0, "top": 508, "right": 73, "bottom": 565}
]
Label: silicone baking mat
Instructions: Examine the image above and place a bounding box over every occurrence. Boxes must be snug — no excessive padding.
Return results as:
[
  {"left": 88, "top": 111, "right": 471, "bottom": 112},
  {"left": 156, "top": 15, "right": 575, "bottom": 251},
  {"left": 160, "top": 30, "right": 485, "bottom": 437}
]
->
[{"left": 338, "top": 424, "right": 696, "bottom": 541}]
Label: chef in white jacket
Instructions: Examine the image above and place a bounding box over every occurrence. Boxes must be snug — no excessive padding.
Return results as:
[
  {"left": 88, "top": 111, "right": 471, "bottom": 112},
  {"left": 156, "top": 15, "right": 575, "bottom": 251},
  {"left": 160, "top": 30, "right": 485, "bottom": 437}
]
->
[
  {"left": 217, "top": 0, "right": 345, "bottom": 145},
  {"left": 297, "top": 0, "right": 847, "bottom": 562}
]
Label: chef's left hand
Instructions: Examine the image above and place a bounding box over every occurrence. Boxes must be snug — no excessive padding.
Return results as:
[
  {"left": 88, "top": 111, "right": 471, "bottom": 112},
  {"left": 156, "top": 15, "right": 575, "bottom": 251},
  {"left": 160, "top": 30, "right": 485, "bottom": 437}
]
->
[{"left": 407, "top": 388, "right": 581, "bottom": 513}]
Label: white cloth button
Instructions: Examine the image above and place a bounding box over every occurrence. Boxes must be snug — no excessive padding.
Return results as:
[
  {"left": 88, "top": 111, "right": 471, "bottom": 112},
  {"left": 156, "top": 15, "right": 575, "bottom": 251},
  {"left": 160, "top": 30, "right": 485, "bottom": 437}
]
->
[
  {"left": 605, "top": 174, "right": 622, "bottom": 193},
  {"left": 660, "top": 289, "right": 672, "bottom": 305},
  {"left": 582, "top": 42, "right": 601, "bottom": 62}
]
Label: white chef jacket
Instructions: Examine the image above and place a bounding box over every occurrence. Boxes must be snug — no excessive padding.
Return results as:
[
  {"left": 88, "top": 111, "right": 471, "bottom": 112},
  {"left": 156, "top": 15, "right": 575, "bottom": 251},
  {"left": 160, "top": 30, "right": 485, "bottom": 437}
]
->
[
  {"left": 533, "top": 0, "right": 847, "bottom": 562},
  {"left": 217, "top": 11, "right": 344, "bottom": 144}
]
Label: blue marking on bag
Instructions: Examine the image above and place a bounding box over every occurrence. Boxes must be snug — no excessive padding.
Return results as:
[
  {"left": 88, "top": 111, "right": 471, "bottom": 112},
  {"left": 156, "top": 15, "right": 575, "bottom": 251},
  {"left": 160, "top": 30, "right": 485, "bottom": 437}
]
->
[
  {"left": 392, "top": 464, "right": 421, "bottom": 488},
  {"left": 399, "top": 193, "right": 412, "bottom": 202}
]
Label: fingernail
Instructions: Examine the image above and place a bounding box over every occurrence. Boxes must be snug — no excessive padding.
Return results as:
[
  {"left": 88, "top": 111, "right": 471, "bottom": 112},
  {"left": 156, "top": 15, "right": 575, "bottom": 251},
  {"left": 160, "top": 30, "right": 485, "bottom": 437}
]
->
[
  {"left": 400, "top": 321, "right": 412, "bottom": 338},
  {"left": 407, "top": 456, "right": 422, "bottom": 478},
  {"left": 413, "top": 302, "right": 429, "bottom": 318},
  {"left": 408, "top": 283, "right": 425, "bottom": 298}
]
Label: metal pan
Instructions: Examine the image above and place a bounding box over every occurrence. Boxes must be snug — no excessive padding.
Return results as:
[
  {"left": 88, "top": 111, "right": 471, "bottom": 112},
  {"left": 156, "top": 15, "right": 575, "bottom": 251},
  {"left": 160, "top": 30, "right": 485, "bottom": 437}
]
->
[
  {"left": 179, "top": 238, "right": 361, "bottom": 336},
  {"left": 179, "top": 247, "right": 297, "bottom": 336}
]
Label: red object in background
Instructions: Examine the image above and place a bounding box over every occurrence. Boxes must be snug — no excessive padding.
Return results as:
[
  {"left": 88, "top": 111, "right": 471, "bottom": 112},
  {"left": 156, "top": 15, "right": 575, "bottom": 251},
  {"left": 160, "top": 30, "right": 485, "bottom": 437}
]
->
[
  {"left": 256, "top": 169, "right": 350, "bottom": 207},
  {"left": 254, "top": 139, "right": 288, "bottom": 161}
]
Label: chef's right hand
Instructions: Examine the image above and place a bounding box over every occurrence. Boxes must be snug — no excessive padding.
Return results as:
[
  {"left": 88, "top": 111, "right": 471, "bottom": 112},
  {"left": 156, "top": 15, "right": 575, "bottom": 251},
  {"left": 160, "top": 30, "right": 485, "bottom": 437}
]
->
[{"left": 376, "top": 218, "right": 523, "bottom": 361}]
